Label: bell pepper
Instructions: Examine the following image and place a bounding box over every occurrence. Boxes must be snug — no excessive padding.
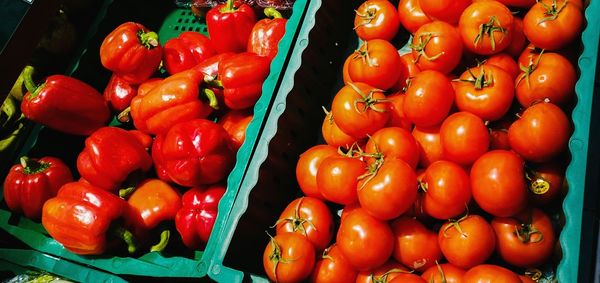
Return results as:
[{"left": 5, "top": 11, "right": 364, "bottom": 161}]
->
[
  {"left": 194, "top": 52, "right": 236, "bottom": 108},
  {"left": 129, "top": 69, "right": 219, "bottom": 135},
  {"left": 219, "top": 52, "right": 271, "bottom": 109},
  {"left": 100, "top": 22, "right": 163, "bottom": 84},
  {"left": 218, "top": 110, "right": 253, "bottom": 151},
  {"left": 206, "top": 0, "right": 257, "bottom": 53},
  {"left": 3, "top": 156, "right": 73, "bottom": 219},
  {"left": 42, "top": 181, "right": 134, "bottom": 255},
  {"left": 20, "top": 67, "right": 110, "bottom": 136},
  {"left": 247, "top": 8, "right": 287, "bottom": 61},
  {"left": 104, "top": 74, "right": 138, "bottom": 111},
  {"left": 77, "top": 127, "right": 152, "bottom": 191},
  {"left": 175, "top": 184, "right": 226, "bottom": 249},
  {"left": 151, "top": 134, "right": 171, "bottom": 182},
  {"left": 160, "top": 119, "right": 235, "bottom": 187},
  {"left": 164, "top": 31, "right": 217, "bottom": 75},
  {"left": 138, "top": 78, "right": 163, "bottom": 97}
]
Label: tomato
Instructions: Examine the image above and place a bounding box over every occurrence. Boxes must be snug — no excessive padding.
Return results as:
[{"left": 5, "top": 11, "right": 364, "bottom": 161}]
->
[
  {"left": 463, "top": 265, "right": 521, "bottom": 283},
  {"left": 343, "top": 55, "right": 353, "bottom": 85},
  {"left": 519, "top": 275, "right": 537, "bottom": 283},
  {"left": 421, "top": 263, "right": 466, "bottom": 283},
  {"left": 440, "top": 112, "right": 489, "bottom": 165},
  {"left": 398, "top": 0, "right": 432, "bottom": 34},
  {"left": 365, "top": 127, "right": 420, "bottom": 168},
  {"left": 275, "top": 197, "right": 334, "bottom": 251},
  {"left": 331, "top": 82, "right": 390, "bottom": 138},
  {"left": 419, "top": 0, "right": 471, "bottom": 24},
  {"left": 356, "top": 260, "right": 410, "bottom": 283},
  {"left": 505, "top": 18, "right": 527, "bottom": 58},
  {"left": 296, "top": 145, "right": 338, "bottom": 199},
  {"left": 310, "top": 245, "right": 358, "bottom": 283},
  {"left": 515, "top": 52, "right": 576, "bottom": 108},
  {"left": 389, "top": 274, "right": 427, "bottom": 283},
  {"left": 340, "top": 202, "right": 361, "bottom": 223},
  {"left": 322, "top": 109, "right": 362, "bottom": 149},
  {"left": 528, "top": 161, "right": 565, "bottom": 205},
  {"left": 263, "top": 232, "right": 316, "bottom": 283},
  {"left": 454, "top": 65, "right": 514, "bottom": 121},
  {"left": 411, "top": 21, "right": 463, "bottom": 74},
  {"left": 337, "top": 208, "right": 394, "bottom": 271},
  {"left": 523, "top": 0, "right": 583, "bottom": 50},
  {"left": 517, "top": 43, "right": 542, "bottom": 68},
  {"left": 484, "top": 53, "right": 519, "bottom": 79},
  {"left": 403, "top": 70, "right": 455, "bottom": 127},
  {"left": 508, "top": 102, "right": 571, "bottom": 162},
  {"left": 470, "top": 150, "right": 528, "bottom": 217},
  {"left": 412, "top": 125, "right": 444, "bottom": 167},
  {"left": 438, "top": 215, "right": 496, "bottom": 269},
  {"left": 489, "top": 119, "right": 512, "bottom": 150},
  {"left": 491, "top": 208, "right": 556, "bottom": 267},
  {"left": 421, "top": 161, "right": 472, "bottom": 220},
  {"left": 355, "top": 0, "right": 401, "bottom": 41},
  {"left": 391, "top": 217, "right": 442, "bottom": 271},
  {"left": 218, "top": 110, "right": 252, "bottom": 151},
  {"left": 385, "top": 93, "right": 413, "bottom": 131},
  {"left": 357, "top": 158, "right": 417, "bottom": 220},
  {"left": 459, "top": 1, "right": 514, "bottom": 55},
  {"left": 401, "top": 53, "right": 421, "bottom": 78},
  {"left": 348, "top": 40, "right": 402, "bottom": 90},
  {"left": 317, "top": 155, "right": 365, "bottom": 205},
  {"left": 390, "top": 59, "right": 411, "bottom": 93}
]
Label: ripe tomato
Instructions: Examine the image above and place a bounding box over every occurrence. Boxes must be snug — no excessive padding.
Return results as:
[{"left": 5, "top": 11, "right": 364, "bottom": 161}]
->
[
  {"left": 348, "top": 40, "right": 402, "bottom": 90},
  {"left": 440, "top": 112, "right": 490, "bottom": 165},
  {"left": 397, "top": 0, "right": 432, "bottom": 34},
  {"left": 322, "top": 109, "right": 362, "bottom": 149},
  {"left": 317, "top": 155, "right": 365, "bottom": 205},
  {"left": 470, "top": 150, "right": 528, "bottom": 217},
  {"left": 337, "top": 208, "right": 394, "bottom": 271},
  {"left": 389, "top": 274, "right": 427, "bottom": 283},
  {"left": 365, "top": 127, "right": 420, "bottom": 168},
  {"left": 438, "top": 215, "right": 496, "bottom": 269},
  {"left": 343, "top": 55, "right": 353, "bottom": 85},
  {"left": 519, "top": 275, "right": 537, "bottom": 283},
  {"left": 508, "top": 102, "right": 571, "bottom": 162},
  {"left": 489, "top": 119, "right": 512, "bottom": 150},
  {"left": 310, "top": 245, "right": 358, "bottom": 283},
  {"left": 463, "top": 264, "right": 521, "bottom": 283},
  {"left": 390, "top": 58, "right": 411, "bottom": 93},
  {"left": 454, "top": 65, "right": 514, "bottom": 121},
  {"left": 391, "top": 217, "right": 442, "bottom": 271},
  {"left": 331, "top": 82, "right": 390, "bottom": 138},
  {"left": 401, "top": 53, "right": 421, "bottom": 77},
  {"left": 263, "top": 232, "right": 316, "bottom": 283},
  {"left": 340, "top": 202, "right": 360, "bottom": 223},
  {"left": 422, "top": 160, "right": 472, "bottom": 220},
  {"left": 412, "top": 125, "right": 444, "bottom": 167},
  {"left": 505, "top": 17, "right": 527, "bottom": 58},
  {"left": 385, "top": 93, "right": 412, "bottom": 131},
  {"left": 528, "top": 161, "right": 565, "bottom": 205},
  {"left": 421, "top": 263, "right": 466, "bottom": 283},
  {"left": 403, "top": 70, "right": 455, "bottom": 127},
  {"left": 459, "top": 1, "right": 514, "bottom": 55},
  {"left": 355, "top": 0, "right": 401, "bottom": 41},
  {"left": 356, "top": 260, "right": 410, "bottom": 283},
  {"left": 411, "top": 21, "right": 463, "bottom": 74},
  {"left": 484, "top": 53, "right": 519, "bottom": 79},
  {"left": 419, "top": 0, "right": 471, "bottom": 24},
  {"left": 491, "top": 208, "right": 556, "bottom": 267},
  {"left": 296, "top": 145, "right": 338, "bottom": 199},
  {"left": 515, "top": 52, "right": 576, "bottom": 108},
  {"left": 275, "top": 197, "right": 334, "bottom": 252},
  {"left": 218, "top": 110, "right": 253, "bottom": 151},
  {"left": 523, "top": 0, "right": 583, "bottom": 50}
]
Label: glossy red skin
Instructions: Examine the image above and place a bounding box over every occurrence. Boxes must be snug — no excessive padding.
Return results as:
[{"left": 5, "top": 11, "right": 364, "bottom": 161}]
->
[
  {"left": 523, "top": 0, "right": 583, "bottom": 50},
  {"left": 21, "top": 75, "right": 110, "bottom": 136},
  {"left": 398, "top": 0, "right": 432, "bottom": 34},
  {"left": 322, "top": 110, "right": 361, "bottom": 149},
  {"left": 137, "top": 78, "right": 163, "bottom": 97},
  {"left": 470, "top": 150, "right": 528, "bottom": 217},
  {"left": 389, "top": 274, "right": 427, "bottom": 283},
  {"left": 412, "top": 125, "right": 444, "bottom": 167},
  {"left": 490, "top": 128, "right": 511, "bottom": 150},
  {"left": 385, "top": 93, "right": 412, "bottom": 131},
  {"left": 505, "top": 18, "right": 527, "bottom": 58},
  {"left": 175, "top": 184, "right": 225, "bottom": 249},
  {"left": 356, "top": 260, "right": 410, "bottom": 283},
  {"left": 296, "top": 145, "right": 338, "bottom": 199},
  {"left": 160, "top": 119, "right": 235, "bottom": 187},
  {"left": 355, "top": 0, "right": 400, "bottom": 41},
  {"left": 151, "top": 134, "right": 171, "bottom": 182},
  {"left": 129, "top": 129, "right": 152, "bottom": 150},
  {"left": 343, "top": 55, "right": 354, "bottom": 85},
  {"left": 206, "top": 3, "right": 257, "bottom": 53},
  {"left": 331, "top": 82, "right": 390, "bottom": 138},
  {"left": 440, "top": 112, "right": 490, "bottom": 165},
  {"left": 77, "top": 127, "right": 152, "bottom": 191},
  {"left": 419, "top": 0, "right": 471, "bottom": 24},
  {"left": 484, "top": 53, "right": 519, "bottom": 79},
  {"left": 248, "top": 16, "right": 287, "bottom": 61},
  {"left": 463, "top": 265, "right": 521, "bottom": 283},
  {"left": 412, "top": 21, "right": 463, "bottom": 74},
  {"left": 421, "top": 263, "right": 466, "bottom": 283},
  {"left": 401, "top": 53, "right": 421, "bottom": 77},
  {"left": 219, "top": 52, "right": 271, "bottom": 109},
  {"left": 100, "top": 22, "right": 162, "bottom": 84},
  {"left": 422, "top": 160, "right": 472, "bottom": 220},
  {"left": 348, "top": 40, "right": 402, "bottom": 90},
  {"left": 310, "top": 245, "right": 358, "bottom": 283},
  {"left": 164, "top": 32, "right": 216, "bottom": 75},
  {"left": 403, "top": 70, "right": 455, "bottom": 127},
  {"left": 263, "top": 232, "right": 316, "bottom": 283},
  {"left": 126, "top": 179, "right": 181, "bottom": 239},
  {"left": 508, "top": 102, "right": 571, "bottom": 162},
  {"left": 390, "top": 57, "right": 411, "bottom": 93},
  {"left": 391, "top": 217, "right": 442, "bottom": 271},
  {"left": 459, "top": 1, "right": 514, "bottom": 55},
  {"left": 529, "top": 161, "right": 565, "bottom": 205},
  {"left": 42, "top": 181, "right": 127, "bottom": 255},
  {"left": 193, "top": 52, "right": 236, "bottom": 106},
  {"left": 317, "top": 155, "right": 365, "bottom": 205},
  {"left": 365, "top": 127, "right": 420, "bottom": 168},
  {"left": 438, "top": 215, "right": 497, "bottom": 269},
  {"left": 218, "top": 110, "right": 253, "bottom": 151},
  {"left": 103, "top": 74, "right": 138, "bottom": 111},
  {"left": 276, "top": 197, "right": 334, "bottom": 251},
  {"left": 4, "top": 157, "right": 73, "bottom": 219}
]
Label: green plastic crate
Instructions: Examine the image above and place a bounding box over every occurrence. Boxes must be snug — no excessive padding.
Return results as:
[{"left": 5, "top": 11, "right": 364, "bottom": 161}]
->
[{"left": 0, "top": 0, "right": 309, "bottom": 279}]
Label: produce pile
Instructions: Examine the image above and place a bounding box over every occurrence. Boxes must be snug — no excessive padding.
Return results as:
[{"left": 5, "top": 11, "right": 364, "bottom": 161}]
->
[{"left": 262, "top": 0, "right": 585, "bottom": 282}]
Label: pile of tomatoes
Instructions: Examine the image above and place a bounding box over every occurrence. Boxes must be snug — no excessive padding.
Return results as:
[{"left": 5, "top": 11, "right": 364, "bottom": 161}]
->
[{"left": 262, "top": 0, "right": 585, "bottom": 282}]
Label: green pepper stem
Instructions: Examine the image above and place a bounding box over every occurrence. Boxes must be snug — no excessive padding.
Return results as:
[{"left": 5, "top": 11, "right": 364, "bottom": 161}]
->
[
  {"left": 22, "top": 66, "right": 37, "bottom": 94},
  {"left": 119, "top": 186, "right": 136, "bottom": 199},
  {"left": 150, "top": 230, "right": 171, "bottom": 252},
  {"left": 117, "top": 107, "right": 131, "bottom": 123},
  {"left": 113, "top": 227, "right": 137, "bottom": 254},
  {"left": 138, "top": 31, "right": 159, "bottom": 49},
  {"left": 264, "top": 7, "right": 283, "bottom": 19},
  {"left": 20, "top": 156, "right": 50, "bottom": 175},
  {"left": 202, "top": 88, "right": 219, "bottom": 110},
  {"left": 221, "top": 0, "right": 236, "bottom": 12}
]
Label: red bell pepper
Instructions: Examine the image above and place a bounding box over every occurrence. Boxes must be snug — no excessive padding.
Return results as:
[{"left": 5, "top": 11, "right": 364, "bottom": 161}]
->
[
  {"left": 151, "top": 134, "right": 171, "bottom": 182},
  {"left": 164, "top": 31, "right": 217, "bottom": 75},
  {"left": 206, "top": 0, "right": 257, "bottom": 53},
  {"left": 160, "top": 119, "right": 235, "bottom": 187},
  {"left": 247, "top": 8, "right": 287, "bottom": 61},
  {"left": 137, "top": 78, "right": 163, "bottom": 97},
  {"left": 100, "top": 22, "right": 163, "bottom": 84},
  {"left": 194, "top": 52, "right": 236, "bottom": 108},
  {"left": 175, "top": 184, "right": 226, "bottom": 249},
  {"left": 218, "top": 110, "right": 253, "bottom": 151},
  {"left": 104, "top": 74, "right": 138, "bottom": 111},
  {"left": 42, "top": 181, "right": 134, "bottom": 255},
  {"left": 219, "top": 52, "right": 271, "bottom": 109},
  {"left": 3, "top": 156, "right": 73, "bottom": 219},
  {"left": 77, "top": 127, "right": 152, "bottom": 191}
]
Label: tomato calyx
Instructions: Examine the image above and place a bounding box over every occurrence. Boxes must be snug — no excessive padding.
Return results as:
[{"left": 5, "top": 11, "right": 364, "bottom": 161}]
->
[
  {"left": 515, "top": 222, "right": 544, "bottom": 243},
  {"left": 348, "top": 83, "right": 387, "bottom": 114},
  {"left": 418, "top": 180, "right": 428, "bottom": 193},
  {"left": 321, "top": 245, "right": 334, "bottom": 261},
  {"left": 266, "top": 232, "right": 293, "bottom": 282},
  {"left": 136, "top": 30, "right": 159, "bottom": 49},
  {"left": 354, "top": 7, "right": 378, "bottom": 29},
  {"left": 457, "top": 67, "right": 495, "bottom": 90},
  {"left": 524, "top": 268, "right": 543, "bottom": 281},
  {"left": 370, "top": 268, "right": 413, "bottom": 283},
  {"left": 538, "top": 0, "right": 569, "bottom": 24},
  {"left": 357, "top": 137, "right": 385, "bottom": 188},
  {"left": 272, "top": 198, "right": 317, "bottom": 237},
  {"left": 524, "top": 167, "right": 551, "bottom": 195},
  {"left": 322, "top": 106, "right": 335, "bottom": 126},
  {"left": 353, "top": 41, "right": 379, "bottom": 67},
  {"left": 410, "top": 33, "right": 444, "bottom": 63},
  {"left": 474, "top": 16, "right": 507, "bottom": 51},
  {"left": 442, "top": 213, "right": 469, "bottom": 238},
  {"left": 427, "top": 261, "right": 448, "bottom": 283},
  {"left": 517, "top": 50, "right": 545, "bottom": 89}
]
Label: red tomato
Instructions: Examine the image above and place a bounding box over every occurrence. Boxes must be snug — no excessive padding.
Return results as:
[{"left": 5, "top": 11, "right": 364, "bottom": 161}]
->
[
  {"left": 355, "top": 0, "right": 401, "bottom": 41},
  {"left": 398, "top": 0, "right": 432, "bottom": 34},
  {"left": 401, "top": 53, "right": 422, "bottom": 77},
  {"left": 419, "top": 0, "right": 472, "bottom": 24},
  {"left": 519, "top": 275, "right": 537, "bottom": 283},
  {"left": 390, "top": 58, "right": 411, "bottom": 93},
  {"left": 484, "top": 53, "right": 519, "bottom": 79},
  {"left": 391, "top": 217, "right": 442, "bottom": 271},
  {"left": 508, "top": 102, "right": 571, "bottom": 162},
  {"left": 470, "top": 150, "right": 528, "bottom": 217},
  {"left": 421, "top": 263, "right": 466, "bottom": 283},
  {"left": 463, "top": 265, "right": 521, "bottom": 283},
  {"left": 317, "top": 155, "right": 365, "bottom": 205},
  {"left": 412, "top": 125, "right": 444, "bottom": 167},
  {"left": 365, "top": 127, "right": 420, "bottom": 168},
  {"left": 403, "top": 70, "right": 455, "bottom": 127},
  {"left": 343, "top": 55, "right": 353, "bottom": 85},
  {"left": 331, "top": 82, "right": 390, "bottom": 138},
  {"left": 440, "top": 112, "right": 490, "bottom": 165},
  {"left": 348, "top": 40, "right": 402, "bottom": 90},
  {"left": 505, "top": 18, "right": 527, "bottom": 58},
  {"left": 385, "top": 93, "right": 413, "bottom": 131},
  {"left": 296, "top": 145, "right": 338, "bottom": 199},
  {"left": 389, "top": 274, "right": 427, "bottom": 283},
  {"left": 322, "top": 109, "right": 362, "bottom": 149},
  {"left": 517, "top": 43, "right": 542, "bottom": 68},
  {"left": 218, "top": 110, "right": 253, "bottom": 151},
  {"left": 528, "top": 161, "right": 565, "bottom": 205},
  {"left": 459, "top": 1, "right": 514, "bottom": 55},
  {"left": 356, "top": 260, "right": 411, "bottom": 283},
  {"left": 337, "top": 208, "right": 394, "bottom": 271},
  {"left": 438, "top": 215, "right": 496, "bottom": 269},
  {"left": 422, "top": 161, "right": 472, "bottom": 220},
  {"left": 523, "top": 0, "right": 583, "bottom": 50},
  {"left": 275, "top": 197, "right": 334, "bottom": 251},
  {"left": 263, "top": 232, "right": 316, "bottom": 283},
  {"left": 489, "top": 119, "right": 512, "bottom": 150},
  {"left": 340, "top": 202, "right": 360, "bottom": 223},
  {"left": 310, "top": 245, "right": 358, "bottom": 283},
  {"left": 411, "top": 21, "right": 463, "bottom": 74}
]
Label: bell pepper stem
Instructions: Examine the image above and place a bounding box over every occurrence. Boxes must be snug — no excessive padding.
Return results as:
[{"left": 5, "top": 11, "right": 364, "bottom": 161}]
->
[
  {"left": 202, "top": 88, "right": 219, "bottom": 110},
  {"left": 22, "top": 66, "right": 37, "bottom": 94},
  {"left": 150, "top": 230, "right": 171, "bottom": 253},
  {"left": 221, "top": 0, "right": 236, "bottom": 12},
  {"left": 117, "top": 107, "right": 131, "bottom": 123},
  {"left": 264, "top": 7, "right": 282, "bottom": 19},
  {"left": 204, "top": 75, "right": 223, "bottom": 88},
  {"left": 119, "top": 186, "right": 136, "bottom": 199},
  {"left": 20, "top": 156, "right": 50, "bottom": 174},
  {"left": 113, "top": 227, "right": 137, "bottom": 254},
  {"left": 138, "top": 30, "right": 159, "bottom": 49}
]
